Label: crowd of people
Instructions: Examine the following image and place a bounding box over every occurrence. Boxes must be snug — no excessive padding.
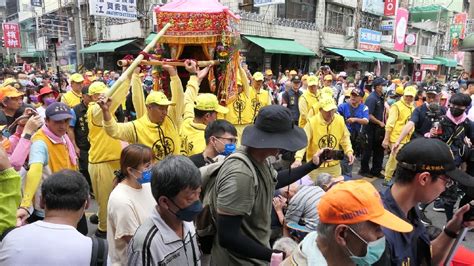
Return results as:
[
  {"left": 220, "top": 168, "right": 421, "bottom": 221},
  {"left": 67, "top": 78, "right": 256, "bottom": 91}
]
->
[{"left": 0, "top": 62, "right": 473, "bottom": 266}]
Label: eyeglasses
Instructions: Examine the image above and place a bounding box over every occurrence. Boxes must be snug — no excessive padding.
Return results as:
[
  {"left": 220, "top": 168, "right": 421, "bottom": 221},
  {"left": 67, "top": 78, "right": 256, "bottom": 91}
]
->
[
  {"left": 437, "top": 175, "right": 455, "bottom": 188},
  {"left": 216, "top": 136, "right": 237, "bottom": 144}
]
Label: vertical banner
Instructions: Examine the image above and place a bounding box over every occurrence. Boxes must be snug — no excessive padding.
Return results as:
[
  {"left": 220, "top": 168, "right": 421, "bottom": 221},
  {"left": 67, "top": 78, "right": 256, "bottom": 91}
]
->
[
  {"left": 394, "top": 8, "right": 408, "bottom": 52},
  {"left": 384, "top": 0, "right": 397, "bottom": 16},
  {"left": 2, "top": 23, "right": 21, "bottom": 49},
  {"left": 450, "top": 13, "right": 467, "bottom": 51}
]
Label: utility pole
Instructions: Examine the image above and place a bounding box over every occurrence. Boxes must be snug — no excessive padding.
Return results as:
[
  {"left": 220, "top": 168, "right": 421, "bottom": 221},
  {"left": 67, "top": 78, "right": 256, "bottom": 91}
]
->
[{"left": 75, "top": 0, "right": 84, "bottom": 68}]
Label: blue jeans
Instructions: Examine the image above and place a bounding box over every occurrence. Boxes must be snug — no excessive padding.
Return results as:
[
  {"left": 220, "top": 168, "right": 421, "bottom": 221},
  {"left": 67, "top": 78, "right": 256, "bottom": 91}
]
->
[{"left": 341, "top": 156, "right": 352, "bottom": 177}]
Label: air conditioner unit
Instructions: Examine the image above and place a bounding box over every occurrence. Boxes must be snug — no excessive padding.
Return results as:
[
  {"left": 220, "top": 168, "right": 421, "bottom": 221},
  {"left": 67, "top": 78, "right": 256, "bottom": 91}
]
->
[{"left": 346, "top": 27, "right": 355, "bottom": 37}]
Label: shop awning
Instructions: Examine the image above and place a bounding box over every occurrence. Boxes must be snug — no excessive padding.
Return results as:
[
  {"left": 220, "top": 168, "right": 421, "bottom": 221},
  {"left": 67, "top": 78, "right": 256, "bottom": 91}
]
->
[
  {"left": 420, "top": 58, "right": 442, "bottom": 65},
  {"left": 326, "top": 48, "right": 374, "bottom": 62},
  {"left": 460, "top": 35, "right": 474, "bottom": 51},
  {"left": 145, "top": 33, "right": 156, "bottom": 44},
  {"left": 434, "top": 56, "right": 457, "bottom": 67},
  {"left": 19, "top": 51, "right": 45, "bottom": 58},
  {"left": 383, "top": 50, "right": 412, "bottom": 61},
  {"left": 357, "top": 50, "right": 395, "bottom": 63},
  {"left": 244, "top": 36, "right": 316, "bottom": 56},
  {"left": 80, "top": 39, "right": 136, "bottom": 53}
]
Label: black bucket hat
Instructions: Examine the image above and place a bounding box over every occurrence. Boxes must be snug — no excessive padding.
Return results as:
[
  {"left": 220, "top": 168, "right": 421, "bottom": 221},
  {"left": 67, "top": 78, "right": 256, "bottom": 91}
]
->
[{"left": 241, "top": 105, "right": 307, "bottom": 151}]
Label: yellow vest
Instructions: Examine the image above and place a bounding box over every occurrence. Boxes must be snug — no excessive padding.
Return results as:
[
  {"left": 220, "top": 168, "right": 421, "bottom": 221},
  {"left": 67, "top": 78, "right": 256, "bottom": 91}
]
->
[
  {"left": 61, "top": 90, "right": 82, "bottom": 108},
  {"left": 131, "top": 114, "right": 181, "bottom": 160},
  {"left": 32, "top": 129, "right": 77, "bottom": 172},
  {"left": 250, "top": 87, "right": 270, "bottom": 119},
  {"left": 222, "top": 92, "right": 255, "bottom": 125},
  {"left": 299, "top": 90, "right": 319, "bottom": 127},
  {"left": 180, "top": 119, "right": 206, "bottom": 156},
  {"left": 296, "top": 113, "right": 353, "bottom": 167},
  {"left": 87, "top": 104, "right": 123, "bottom": 164},
  {"left": 388, "top": 100, "right": 415, "bottom": 143}
]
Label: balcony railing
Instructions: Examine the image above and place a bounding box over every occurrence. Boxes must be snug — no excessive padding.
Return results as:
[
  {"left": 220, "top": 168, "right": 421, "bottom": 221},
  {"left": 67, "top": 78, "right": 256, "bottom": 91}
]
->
[
  {"left": 419, "top": 45, "right": 435, "bottom": 57},
  {"left": 323, "top": 25, "right": 346, "bottom": 35},
  {"left": 238, "top": 10, "right": 317, "bottom": 31}
]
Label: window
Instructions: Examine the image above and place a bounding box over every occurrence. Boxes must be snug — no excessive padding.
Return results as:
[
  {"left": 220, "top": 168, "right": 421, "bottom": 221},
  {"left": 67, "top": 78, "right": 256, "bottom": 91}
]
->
[
  {"left": 277, "top": 0, "right": 316, "bottom": 23},
  {"left": 325, "top": 3, "right": 354, "bottom": 34},
  {"left": 239, "top": 0, "right": 259, "bottom": 13},
  {"left": 360, "top": 13, "right": 381, "bottom": 31}
]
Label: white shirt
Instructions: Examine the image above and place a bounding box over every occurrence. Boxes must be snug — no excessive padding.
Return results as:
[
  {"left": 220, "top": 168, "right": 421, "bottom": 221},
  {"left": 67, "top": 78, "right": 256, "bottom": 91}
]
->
[
  {"left": 107, "top": 182, "right": 156, "bottom": 266},
  {"left": 0, "top": 221, "right": 92, "bottom": 266}
]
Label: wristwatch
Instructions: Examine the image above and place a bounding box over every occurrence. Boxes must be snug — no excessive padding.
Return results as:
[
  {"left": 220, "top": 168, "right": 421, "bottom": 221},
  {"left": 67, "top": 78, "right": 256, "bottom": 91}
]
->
[
  {"left": 443, "top": 226, "right": 458, "bottom": 239},
  {"left": 21, "top": 133, "right": 32, "bottom": 140}
]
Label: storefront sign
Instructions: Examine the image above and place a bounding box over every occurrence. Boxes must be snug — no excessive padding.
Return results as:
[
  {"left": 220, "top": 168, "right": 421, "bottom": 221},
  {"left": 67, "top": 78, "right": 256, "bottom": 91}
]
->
[
  {"left": 405, "top": 33, "right": 417, "bottom": 46},
  {"left": 362, "top": 0, "right": 384, "bottom": 16},
  {"left": 394, "top": 8, "right": 408, "bottom": 51},
  {"left": 89, "top": 0, "right": 137, "bottom": 19},
  {"left": 420, "top": 64, "right": 438, "bottom": 71},
  {"left": 450, "top": 13, "right": 467, "bottom": 51},
  {"left": 412, "top": 70, "right": 422, "bottom": 82},
  {"left": 381, "top": 35, "right": 393, "bottom": 43},
  {"left": 2, "top": 23, "right": 21, "bottom": 48},
  {"left": 380, "top": 20, "right": 394, "bottom": 31},
  {"left": 358, "top": 28, "right": 382, "bottom": 52},
  {"left": 31, "top": 0, "right": 42, "bottom": 7},
  {"left": 384, "top": 0, "right": 397, "bottom": 16},
  {"left": 254, "top": 0, "right": 285, "bottom": 7}
]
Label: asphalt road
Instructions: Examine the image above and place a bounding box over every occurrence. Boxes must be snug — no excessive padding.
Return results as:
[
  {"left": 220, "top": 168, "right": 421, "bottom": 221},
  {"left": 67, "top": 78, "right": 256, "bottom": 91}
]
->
[{"left": 85, "top": 157, "right": 474, "bottom": 251}]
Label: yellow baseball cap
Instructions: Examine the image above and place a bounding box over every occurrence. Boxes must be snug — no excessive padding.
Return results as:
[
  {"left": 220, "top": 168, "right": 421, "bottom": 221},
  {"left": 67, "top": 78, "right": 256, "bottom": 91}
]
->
[
  {"left": 265, "top": 69, "right": 273, "bottom": 76},
  {"left": 404, "top": 86, "right": 417, "bottom": 97},
  {"left": 319, "top": 95, "right": 337, "bottom": 111},
  {"left": 139, "top": 73, "right": 145, "bottom": 77},
  {"left": 308, "top": 76, "right": 319, "bottom": 86},
  {"left": 88, "top": 81, "right": 108, "bottom": 95},
  {"left": 324, "top": 74, "right": 333, "bottom": 81},
  {"left": 302, "top": 74, "right": 309, "bottom": 81},
  {"left": 70, "top": 73, "right": 84, "bottom": 83},
  {"left": 290, "top": 70, "right": 297, "bottom": 75},
  {"left": 392, "top": 79, "right": 401, "bottom": 85},
  {"left": 1, "top": 78, "right": 17, "bottom": 87},
  {"left": 0, "top": 85, "right": 24, "bottom": 101},
  {"left": 146, "top": 91, "right": 175, "bottom": 106},
  {"left": 395, "top": 86, "right": 405, "bottom": 96},
  {"left": 253, "top": 72, "right": 264, "bottom": 81},
  {"left": 195, "top": 93, "right": 228, "bottom": 114}
]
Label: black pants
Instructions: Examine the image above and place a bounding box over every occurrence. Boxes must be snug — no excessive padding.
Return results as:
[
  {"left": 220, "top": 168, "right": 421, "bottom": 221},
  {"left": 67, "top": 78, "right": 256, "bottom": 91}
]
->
[
  {"left": 27, "top": 211, "right": 88, "bottom": 236},
  {"left": 79, "top": 149, "right": 92, "bottom": 193},
  {"left": 360, "top": 127, "right": 385, "bottom": 175}
]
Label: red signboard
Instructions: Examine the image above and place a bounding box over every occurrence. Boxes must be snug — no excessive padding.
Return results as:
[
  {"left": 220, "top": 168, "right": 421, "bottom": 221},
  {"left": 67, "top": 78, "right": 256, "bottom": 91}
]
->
[
  {"left": 412, "top": 70, "right": 422, "bottom": 82},
  {"left": 420, "top": 64, "right": 438, "bottom": 71},
  {"left": 2, "top": 23, "right": 21, "bottom": 49},
  {"left": 359, "top": 43, "right": 381, "bottom": 52},
  {"left": 384, "top": 0, "right": 397, "bottom": 16}
]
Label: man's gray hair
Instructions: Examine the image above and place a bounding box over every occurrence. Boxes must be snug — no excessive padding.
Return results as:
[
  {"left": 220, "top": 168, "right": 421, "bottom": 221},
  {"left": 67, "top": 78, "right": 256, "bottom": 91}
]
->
[
  {"left": 272, "top": 237, "right": 298, "bottom": 255},
  {"left": 315, "top": 173, "right": 332, "bottom": 189}
]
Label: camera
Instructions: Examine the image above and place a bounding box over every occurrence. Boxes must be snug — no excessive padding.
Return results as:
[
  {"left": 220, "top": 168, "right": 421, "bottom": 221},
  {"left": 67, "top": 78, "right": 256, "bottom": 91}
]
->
[
  {"left": 426, "top": 103, "right": 442, "bottom": 122},
  {"left": 463, "top": 202, "right": 474, "bottom": 221},
  {"left": 321, "top": 149, "right": 345, "bottom": 161}
]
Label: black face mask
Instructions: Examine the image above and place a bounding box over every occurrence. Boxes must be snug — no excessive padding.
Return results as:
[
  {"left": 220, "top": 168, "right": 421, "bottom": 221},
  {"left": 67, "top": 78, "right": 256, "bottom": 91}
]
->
[{"left": 450, "top": 107, "right": 465, "bottom": 117}]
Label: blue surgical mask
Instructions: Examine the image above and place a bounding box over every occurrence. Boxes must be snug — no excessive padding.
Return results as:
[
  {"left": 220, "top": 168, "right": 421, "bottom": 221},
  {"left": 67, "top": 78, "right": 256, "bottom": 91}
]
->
[
  {"left": 19, "top": 80, "right": 29, "bottom": 86},
  {"left": 215, "top": 138, "right": 236, "bottom": 156},
  {"left": 169, "top": 200, "right": 203, "bottom": 222},
  {"left": 346, "top": 227, "right": 386, "bottom": 265},
  {"left": 137, "top": 169, "right": 152, "bottom": 184},
  {"left": 387, "top": 98, "right": 396, "bottom": 106}
]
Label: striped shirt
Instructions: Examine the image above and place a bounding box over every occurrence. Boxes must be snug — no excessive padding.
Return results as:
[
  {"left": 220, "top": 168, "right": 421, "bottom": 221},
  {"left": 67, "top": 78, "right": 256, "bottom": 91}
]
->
[
  {"left": 285, "top": 186, "right": 325, "bottom": 231},
  {"left": 127, "top": 208, "right": 201, "bottom": 266}
]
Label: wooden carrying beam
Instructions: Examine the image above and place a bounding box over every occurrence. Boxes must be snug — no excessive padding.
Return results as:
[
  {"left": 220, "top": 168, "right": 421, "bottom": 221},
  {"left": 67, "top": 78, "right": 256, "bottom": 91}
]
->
[{"left": 117, "top": 59, "right": 221, "bottom": 68}]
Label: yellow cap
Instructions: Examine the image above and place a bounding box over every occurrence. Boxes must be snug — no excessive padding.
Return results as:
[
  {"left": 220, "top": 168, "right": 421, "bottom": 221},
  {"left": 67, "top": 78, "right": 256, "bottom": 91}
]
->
[
  {"left": 1, "top": 78, "right": 17, "bottom": 87},
  {"left": 392, "top": 79, "right": 401, "bottom": 85},
  {"left": 195, "top": 93, "right": 228, "bottom": 114},
  {"left": 85, "top": 71, "right": 93, "bottom": 76},
  {"left": 324, "top": 74, "right": 333, "bottom": 81},
  {"left": 146, "top": 91, "right": 175, "bottom": 106},
  {"left": 265, "top": 69, "right": 273, "bottom": 76},
  {"left": 152, "top": 69, "right": 159, "bottom": 74},
  {"left": 395, "top": 86, "right": 404, "bottom": 96},
  {"left": 308, "top": 76, "right": 319, "bottom": 86},
  {"left": 139, "top": 73, "right": 145, "bottom": 77},
  {"left": 319, "top": 95, "right": 337, "bottom": 111},
  {"left": 320, "top": 86, "right": 334, "bottom": 96},
  {"left": 404, "top": 86, "right": 417, "bottom": 97},
  {"left": 253, "top": 72, "right": 264, "bottom": 81},
  {"left": 344, "top": 88, "right": 353, "bottom": 97},
  {"left": 302, "top": 74, "right": 309, "bottom": 81},
  {"left": 70, "top": 73, "right": 84, "bottom": 83},
  {"left": 290, "top": 70, "right": 297, "bottom": 75},
  {"left": 88, "top": 81, "right": 108, "bottom": 95}
]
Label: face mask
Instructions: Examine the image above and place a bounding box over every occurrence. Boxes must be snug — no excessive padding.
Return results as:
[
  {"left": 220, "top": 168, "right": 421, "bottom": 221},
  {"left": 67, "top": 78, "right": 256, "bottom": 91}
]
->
[
  {"left": 43, "top": 97, "right": 56, "bottom": 106},
  {"left": 450, "top": 107, "right": 465, "bottom": 117},
  {"left": 387, "top": 98, "right": 396, "bottom": 106},
  {"left": 382, "top": 86, "right": 389, "bottom": 94},
  {"left": 136, "top": 168, "right": 152, "bottom": 184},
  {"left": 169, "top": 199, "right": 203, "bottom": 222},
  {"left": 36, "top": 78, "right": 43, "bottom": 84},
  {"left": 19, "top": 80, "right": 29, "bottom": 87},
  {"left": 29, "top": 95, "right": 39, "bottom": 104},
  {"left": 215, "top": 138, "right": 236, "bottom": 156},
  {"left": 346, "top": 227, "right": 386, "bottom": 265}
]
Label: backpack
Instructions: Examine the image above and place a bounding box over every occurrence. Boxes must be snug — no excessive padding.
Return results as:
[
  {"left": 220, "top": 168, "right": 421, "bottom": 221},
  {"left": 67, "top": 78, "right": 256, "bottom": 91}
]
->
[
  {"left": 195, "top": 152, "right": 258, "bottom": 239},
  {"left": 1, "top": 227, "right": 107, "bottom": 266}
]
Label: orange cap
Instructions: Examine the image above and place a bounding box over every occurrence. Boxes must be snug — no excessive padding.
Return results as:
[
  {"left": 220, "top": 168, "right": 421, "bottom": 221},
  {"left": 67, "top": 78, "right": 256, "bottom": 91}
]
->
[
  {"left": 318, "top": 180, "right": 413, "bottom": 233},
  {"left": 0, "top": 85, "right": 24, "bottom": 101}
]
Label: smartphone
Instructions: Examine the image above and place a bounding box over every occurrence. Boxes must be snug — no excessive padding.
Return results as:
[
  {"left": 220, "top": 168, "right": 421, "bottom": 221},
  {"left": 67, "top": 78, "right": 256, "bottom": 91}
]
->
[{"left": 322, "top": 149, "right": 345, "bottom": 161}]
